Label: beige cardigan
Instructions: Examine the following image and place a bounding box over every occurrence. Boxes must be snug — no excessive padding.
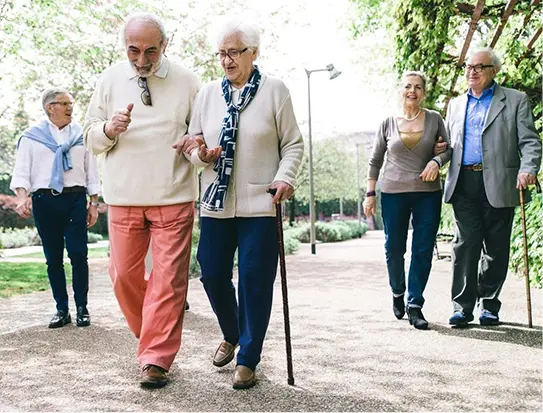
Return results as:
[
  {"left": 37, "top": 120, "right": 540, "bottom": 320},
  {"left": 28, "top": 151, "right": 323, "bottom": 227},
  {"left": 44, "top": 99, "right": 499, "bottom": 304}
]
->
[
  {"left": 84, "top": 58, "right": 200, "bottom": 206},
  {"left": 188, "top": 73, "right": 304, "bottom": 218}
]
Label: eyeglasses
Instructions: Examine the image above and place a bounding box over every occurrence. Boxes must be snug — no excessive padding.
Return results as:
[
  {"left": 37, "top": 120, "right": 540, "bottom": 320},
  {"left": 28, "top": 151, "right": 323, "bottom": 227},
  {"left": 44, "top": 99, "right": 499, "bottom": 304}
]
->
[
  {"left": 50, "top": 101, "right": 74, "bottom": 107},
  {"left": 463, "top": 64, "right": 494, "bottom": 73},
  {"left": 215, "top": 48, "right": 248, "bottom": 61},
  {"left": 138, "top": 77, "right": 152, "bottom": 106}
]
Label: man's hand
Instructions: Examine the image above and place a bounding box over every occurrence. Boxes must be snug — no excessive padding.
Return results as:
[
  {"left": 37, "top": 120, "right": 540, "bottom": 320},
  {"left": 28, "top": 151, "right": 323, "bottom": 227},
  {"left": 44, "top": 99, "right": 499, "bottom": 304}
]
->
[
  {"left": 104, "top": 103, "right": 134, "bottom": 138},
  {"left": 433, "top": 136, "right": 447, "bottom": 156},
  {"left": 87, "top": 205, "right": 98, "bottom": 228},
  {"left": 420, "top": 160, "right": 439, "bottom": 182},
  {"left": 268, "top": 181, "right": 294, "bottom": 203},
  {"left": 15, "top": 196, "right": 32, "bottom": 219},
  {"left": 197, "top": 143, "right": 222, "bottom": 163},
  {"left": 172, "top": 134, "right": 205, "bottom": 155},
  {"left": 363, "top": 196, "right": 376, "bottom": 218},
  {"left": 517, "top": 172, "right": 537, "bottom": 190}
]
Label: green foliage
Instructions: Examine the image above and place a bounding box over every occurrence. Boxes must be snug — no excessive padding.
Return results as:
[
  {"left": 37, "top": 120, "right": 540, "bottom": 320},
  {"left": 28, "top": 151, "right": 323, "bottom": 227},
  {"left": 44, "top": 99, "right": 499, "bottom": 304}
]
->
[
  {"left": 439, "top": 201, "right": 455, "bottom": 235},
  {"left": 296, "top": 137, "right": 361, "bottom": 203},
  {"left": 510, "top": 171, "right": 543, "bottom": 288},
  {"left": 348, "top": 0, "right": 542, "bottom": 127}
]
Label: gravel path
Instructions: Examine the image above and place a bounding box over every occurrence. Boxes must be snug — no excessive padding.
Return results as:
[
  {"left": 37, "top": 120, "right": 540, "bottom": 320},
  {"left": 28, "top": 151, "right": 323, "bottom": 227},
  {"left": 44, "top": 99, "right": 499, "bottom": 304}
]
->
[{"left": 0, "top": 232, "right": 541, "bottom": 412}]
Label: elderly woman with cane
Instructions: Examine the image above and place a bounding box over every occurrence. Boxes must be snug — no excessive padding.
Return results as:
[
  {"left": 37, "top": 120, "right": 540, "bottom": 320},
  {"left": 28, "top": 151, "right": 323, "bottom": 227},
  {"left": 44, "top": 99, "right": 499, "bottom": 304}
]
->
[
  {"left": 174, "top": 17, "right": 303, "bottom": 389},
  {"left": 363, "top": 71, "right": 451, "bottom": 330}
]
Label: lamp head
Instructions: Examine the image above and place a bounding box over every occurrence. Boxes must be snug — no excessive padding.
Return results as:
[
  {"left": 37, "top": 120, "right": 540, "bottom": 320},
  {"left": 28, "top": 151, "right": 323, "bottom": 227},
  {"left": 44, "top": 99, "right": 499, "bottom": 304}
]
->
[{"left": 326, "top": 64, "right": 341, "bottom": 80}]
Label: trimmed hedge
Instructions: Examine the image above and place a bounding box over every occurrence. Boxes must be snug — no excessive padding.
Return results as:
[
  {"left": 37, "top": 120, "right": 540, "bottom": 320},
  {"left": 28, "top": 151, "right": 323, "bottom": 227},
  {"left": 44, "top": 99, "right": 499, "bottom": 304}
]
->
[{"left": 286, "top": 220, "right": 368, "bottom": 244}]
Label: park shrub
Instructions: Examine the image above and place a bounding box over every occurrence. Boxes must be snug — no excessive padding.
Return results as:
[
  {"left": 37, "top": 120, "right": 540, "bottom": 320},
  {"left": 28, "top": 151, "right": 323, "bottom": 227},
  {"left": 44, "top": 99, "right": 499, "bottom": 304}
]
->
[
  {"left": 0, "top": 227, "right": 41, "bottom": 248},
  {"left": 287, "top": 220, "right": 368, "bottom": 244},
  {"left": 87, "top": 232, "right": 103, "bottom": 244}
]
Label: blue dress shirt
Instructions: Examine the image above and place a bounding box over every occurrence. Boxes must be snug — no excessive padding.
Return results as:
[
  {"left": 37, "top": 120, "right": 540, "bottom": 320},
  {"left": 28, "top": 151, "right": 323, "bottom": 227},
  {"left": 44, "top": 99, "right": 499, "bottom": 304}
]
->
[{"left": 462, "top": 82, "right": 496, "bottom": 165}]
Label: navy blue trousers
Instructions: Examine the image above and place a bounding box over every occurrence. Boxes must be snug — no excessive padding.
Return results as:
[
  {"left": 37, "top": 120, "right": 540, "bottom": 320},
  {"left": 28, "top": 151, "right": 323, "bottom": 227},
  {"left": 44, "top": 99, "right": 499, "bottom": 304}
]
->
[
  {"left": 32, "top": 191, "right": 89, "bottom": 313},
  {"left": 381, "top": 191, "right": 442, "bottom": 308},
  {"left": 197, "top": 217, "right": 279, "bottom": 370}
]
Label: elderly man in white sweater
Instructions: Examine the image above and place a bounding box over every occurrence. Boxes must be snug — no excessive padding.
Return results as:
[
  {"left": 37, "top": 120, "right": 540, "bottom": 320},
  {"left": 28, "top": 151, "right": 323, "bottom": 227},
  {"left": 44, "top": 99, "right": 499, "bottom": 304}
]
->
[
  {"left": 176, "top": 17, "right": 304, "bottom": 389},
  {"left": 84, "top": 13, "right": 200, "bottom": 389}
]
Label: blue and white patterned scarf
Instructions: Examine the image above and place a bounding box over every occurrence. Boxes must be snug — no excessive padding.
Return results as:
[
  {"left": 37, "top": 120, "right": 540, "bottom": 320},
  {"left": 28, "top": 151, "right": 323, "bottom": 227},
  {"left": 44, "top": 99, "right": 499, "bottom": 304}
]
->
[{"left": 201, "top": 66, "right": 261, "bottom": 212}]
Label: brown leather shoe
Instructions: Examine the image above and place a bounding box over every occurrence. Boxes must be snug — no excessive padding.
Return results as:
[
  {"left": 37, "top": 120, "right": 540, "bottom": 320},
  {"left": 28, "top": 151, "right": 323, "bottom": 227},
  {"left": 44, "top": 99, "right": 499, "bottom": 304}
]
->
[
  {"left": 232, "top": 365, "right": 256, "bottom": 389},
  {"left": 140, "top": 364, "right": 168, "bottom": 388},
  {"left": 213, "top": 341, "right": 237, "bottom": 367}
]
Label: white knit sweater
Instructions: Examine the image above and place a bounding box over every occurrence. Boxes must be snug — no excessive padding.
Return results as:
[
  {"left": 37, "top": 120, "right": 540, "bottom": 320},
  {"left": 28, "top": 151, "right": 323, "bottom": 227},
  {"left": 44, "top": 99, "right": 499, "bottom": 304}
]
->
[
  {"left": 188, "top": 73, "right": 304, "bottom": 218},
  {"left": 83, "top": 58, "right": 200, "bottom": 206}
]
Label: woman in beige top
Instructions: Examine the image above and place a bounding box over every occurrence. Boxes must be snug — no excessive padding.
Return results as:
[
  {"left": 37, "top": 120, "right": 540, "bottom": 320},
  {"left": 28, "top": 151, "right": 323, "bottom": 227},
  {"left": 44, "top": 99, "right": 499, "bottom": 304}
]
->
[{"left": 363, "top": 71, "right": 452, "bottom": 330}]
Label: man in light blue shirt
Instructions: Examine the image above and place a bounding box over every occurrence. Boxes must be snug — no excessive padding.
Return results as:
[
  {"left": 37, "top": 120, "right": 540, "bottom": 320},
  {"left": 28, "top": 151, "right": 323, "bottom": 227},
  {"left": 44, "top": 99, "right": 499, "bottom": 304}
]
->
[
  {"left": 441, "top": 47, "right": 542, "bottom": 328},
  {"left": 462, "top": 83, "right": 496, "bottom": 166}
]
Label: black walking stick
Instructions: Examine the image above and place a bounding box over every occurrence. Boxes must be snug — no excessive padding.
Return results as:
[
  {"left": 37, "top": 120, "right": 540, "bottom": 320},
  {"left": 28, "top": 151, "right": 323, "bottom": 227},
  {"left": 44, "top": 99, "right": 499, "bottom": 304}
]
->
[
  {"left": 267, "top": 188, "right": 295, "bottom": 385},
  {"left": 519, "top": 179, "right": 542, "bottom": 329}
]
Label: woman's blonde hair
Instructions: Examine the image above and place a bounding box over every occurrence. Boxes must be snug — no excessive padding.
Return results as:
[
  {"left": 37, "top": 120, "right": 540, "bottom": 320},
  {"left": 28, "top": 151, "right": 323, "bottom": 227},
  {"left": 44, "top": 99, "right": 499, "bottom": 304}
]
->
[{"left": 401, "top": 71, "right": 427, "bottom": 92}]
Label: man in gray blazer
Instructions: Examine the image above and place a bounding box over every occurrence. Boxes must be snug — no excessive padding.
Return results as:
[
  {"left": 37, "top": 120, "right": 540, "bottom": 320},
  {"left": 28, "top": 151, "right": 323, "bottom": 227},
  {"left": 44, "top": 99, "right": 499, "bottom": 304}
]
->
[{"left": 443, "top": 47, "right": 541, "bottom": 327}]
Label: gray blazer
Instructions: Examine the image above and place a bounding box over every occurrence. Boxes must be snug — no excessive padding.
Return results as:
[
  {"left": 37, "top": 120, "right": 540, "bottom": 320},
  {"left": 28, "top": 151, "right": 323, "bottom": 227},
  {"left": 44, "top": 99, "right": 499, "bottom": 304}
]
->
[{"left": 444, "top": 84, "right": 542, "bottom": 208}]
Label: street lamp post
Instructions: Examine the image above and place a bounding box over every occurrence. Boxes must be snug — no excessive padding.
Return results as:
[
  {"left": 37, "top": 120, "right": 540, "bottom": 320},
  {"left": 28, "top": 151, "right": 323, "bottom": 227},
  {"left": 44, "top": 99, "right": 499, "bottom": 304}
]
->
[
  {"left": 304, "top": 64, "right": 341, "bottom": 255},
  {"left": 356, "top": 142, "right": 361, "bottom": 230}
]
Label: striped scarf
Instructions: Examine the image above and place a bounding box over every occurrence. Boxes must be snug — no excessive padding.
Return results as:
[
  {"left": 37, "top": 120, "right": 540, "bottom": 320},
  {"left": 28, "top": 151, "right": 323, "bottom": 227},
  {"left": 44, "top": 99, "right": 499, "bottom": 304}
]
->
[{"left": 201, "top": 66, "right": 261, "bottom": 212}]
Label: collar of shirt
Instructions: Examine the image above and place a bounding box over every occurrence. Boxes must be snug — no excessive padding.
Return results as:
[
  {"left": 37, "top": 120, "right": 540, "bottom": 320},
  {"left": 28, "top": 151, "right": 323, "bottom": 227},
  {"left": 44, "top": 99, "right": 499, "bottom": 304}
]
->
[
  {"left": 46, "top": 119, "right": 72, "bottom": 144},
  {"left": 126, "top": 56, "right": 170, "bottom": 80},
  {"left": 467, "top": 81, "right": 496, "bottom": 101}
]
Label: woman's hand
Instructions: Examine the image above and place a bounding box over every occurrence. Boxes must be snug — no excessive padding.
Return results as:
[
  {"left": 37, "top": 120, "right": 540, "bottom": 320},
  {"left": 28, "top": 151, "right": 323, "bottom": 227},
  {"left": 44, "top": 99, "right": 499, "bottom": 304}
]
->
[
  {"left": 363, "top": 196, "right": 376, "bottom": 218},
  {"left": 197, "top": 144, "right": 222, "bottom": 163},
  {"left": 420, "top": 160, "right": 439, "bottom": 182}
]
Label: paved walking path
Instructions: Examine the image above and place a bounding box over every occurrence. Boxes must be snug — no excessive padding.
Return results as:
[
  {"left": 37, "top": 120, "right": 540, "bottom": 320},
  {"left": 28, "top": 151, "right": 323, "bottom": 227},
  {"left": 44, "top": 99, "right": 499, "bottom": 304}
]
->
[{"left": 0, "top": 231, "right": 541, "bottom": 412}]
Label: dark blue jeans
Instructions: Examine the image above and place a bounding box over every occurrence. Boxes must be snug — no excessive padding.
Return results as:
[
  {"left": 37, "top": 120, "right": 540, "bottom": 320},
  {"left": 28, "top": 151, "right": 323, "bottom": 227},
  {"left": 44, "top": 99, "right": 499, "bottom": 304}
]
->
[
  {"left": 381, "top": 191, "right": 442, "bottom": 308},
  {"left": 32, "top": 191, "right": 89, "bottom": 313},
  {"left": 197, "top": 217, "right": 279, "bottom": 371}
]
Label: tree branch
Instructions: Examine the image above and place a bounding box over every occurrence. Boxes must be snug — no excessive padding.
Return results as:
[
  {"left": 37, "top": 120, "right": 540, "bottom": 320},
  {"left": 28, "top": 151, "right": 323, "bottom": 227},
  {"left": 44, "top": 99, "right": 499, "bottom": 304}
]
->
[
  {"left": 489, "top": 0, "right": 519, "bottom": 48},
  {"left": 444, "top": 0, "right": 486, "bottom": 116}
]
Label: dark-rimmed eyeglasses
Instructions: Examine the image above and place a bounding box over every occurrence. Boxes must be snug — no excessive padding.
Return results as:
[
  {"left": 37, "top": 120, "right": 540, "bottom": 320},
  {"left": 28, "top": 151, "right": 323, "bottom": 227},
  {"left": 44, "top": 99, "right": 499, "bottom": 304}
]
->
[
  {"left": 138, "top": 77, "right": 152, "bottom": 106},
  {"left": 215, "top": 47, "right": 248, "bottom": 61},
  {"left": 50, "top": 101, "right": 74, "bottom": 107},
  {"left": 462, "top": 64, "right": 494, "bottom": 74}
]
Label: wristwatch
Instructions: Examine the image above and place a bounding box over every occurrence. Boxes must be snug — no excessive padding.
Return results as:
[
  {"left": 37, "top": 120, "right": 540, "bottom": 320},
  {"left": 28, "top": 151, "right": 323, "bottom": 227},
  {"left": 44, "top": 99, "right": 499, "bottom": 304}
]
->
[
  {"left": 89, "top": 201, "right": 99, "bottom": 207},
  {"left": 366, "top": 190, "right": 376, "bottom": 197}
]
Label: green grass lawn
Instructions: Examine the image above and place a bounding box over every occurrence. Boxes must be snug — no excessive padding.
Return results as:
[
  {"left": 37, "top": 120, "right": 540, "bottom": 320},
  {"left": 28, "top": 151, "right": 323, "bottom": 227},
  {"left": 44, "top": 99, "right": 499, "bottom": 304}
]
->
[
  {"left": 12, "top": 246, "right": 109, "bottom": 259},
  {"left": 0, "top": 262, "right": 72, "bottom": 298}
]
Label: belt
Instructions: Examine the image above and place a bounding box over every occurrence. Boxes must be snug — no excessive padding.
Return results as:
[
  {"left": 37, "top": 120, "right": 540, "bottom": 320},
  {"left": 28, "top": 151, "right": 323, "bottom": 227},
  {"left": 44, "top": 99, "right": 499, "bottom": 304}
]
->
[
  {"left": 34, "top": 186, "right": 86, "bottom": 196},
  {"left": 462, "top": 164, "right": 483, "bottom": 171}
]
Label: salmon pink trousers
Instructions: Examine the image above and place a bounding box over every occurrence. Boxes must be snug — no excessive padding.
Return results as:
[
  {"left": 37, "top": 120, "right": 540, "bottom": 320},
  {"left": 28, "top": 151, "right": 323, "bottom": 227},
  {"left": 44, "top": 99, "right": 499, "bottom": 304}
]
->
[{"left": 108, "top": 202, "right": 194, "bottom": 371}]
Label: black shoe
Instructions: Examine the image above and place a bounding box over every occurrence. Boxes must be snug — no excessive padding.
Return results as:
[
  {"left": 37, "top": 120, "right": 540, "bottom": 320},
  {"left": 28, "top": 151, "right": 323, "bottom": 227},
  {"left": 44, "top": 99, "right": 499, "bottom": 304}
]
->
[
  {"left": 449, "top": 311, "right": 474, "bottom": 327},
  {"left": 76, "top": 307, "right": 91, "bottom": 327},
  {"left": 393, "top": 295, "right": 405, "bottom": 319},
  {"left": 185, "top": 301, "right": 190, "bottom": 311},
  {"left": 407, "top": 307, "right": 428, "bottom": 330},
  {"left": 48, "top": 311, "right": 71, "bottom": 329}
]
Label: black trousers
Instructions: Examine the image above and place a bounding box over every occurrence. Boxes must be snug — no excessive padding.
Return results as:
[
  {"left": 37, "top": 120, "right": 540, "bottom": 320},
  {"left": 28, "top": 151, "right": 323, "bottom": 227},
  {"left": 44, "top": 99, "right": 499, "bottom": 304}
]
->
[
  {"left": 32, "top": 190, "right": 89, "bottom": 313},
  {"left": 451, "top": 170, "right": 514, "bottom": 315}
]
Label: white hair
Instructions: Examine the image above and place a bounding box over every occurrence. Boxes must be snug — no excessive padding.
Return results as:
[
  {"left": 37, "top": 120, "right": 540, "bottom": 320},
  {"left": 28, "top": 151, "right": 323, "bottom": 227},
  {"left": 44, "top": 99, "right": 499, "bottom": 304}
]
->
[
  {"left": 468, "top": 47, "right": 502, "bottom": 71},
  {"left": 121, "top": 12, "right": 167, "bottom": 46},
  {"left": 211, "top": 16, "right": 260, "bottom": 57},
  {"left": 42, "top": 87, "right": 70, "bottom": 115}
]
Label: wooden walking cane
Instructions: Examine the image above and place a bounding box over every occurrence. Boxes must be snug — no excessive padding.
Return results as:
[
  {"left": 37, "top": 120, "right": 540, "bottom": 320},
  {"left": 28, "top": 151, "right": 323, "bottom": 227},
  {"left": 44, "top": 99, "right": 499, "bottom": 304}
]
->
[
  {"left": 268, "top": 188, "right": 295, "bottom": 386},
  {"left": 519, "top": 179, "right": 542, "bottom": 329}
]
